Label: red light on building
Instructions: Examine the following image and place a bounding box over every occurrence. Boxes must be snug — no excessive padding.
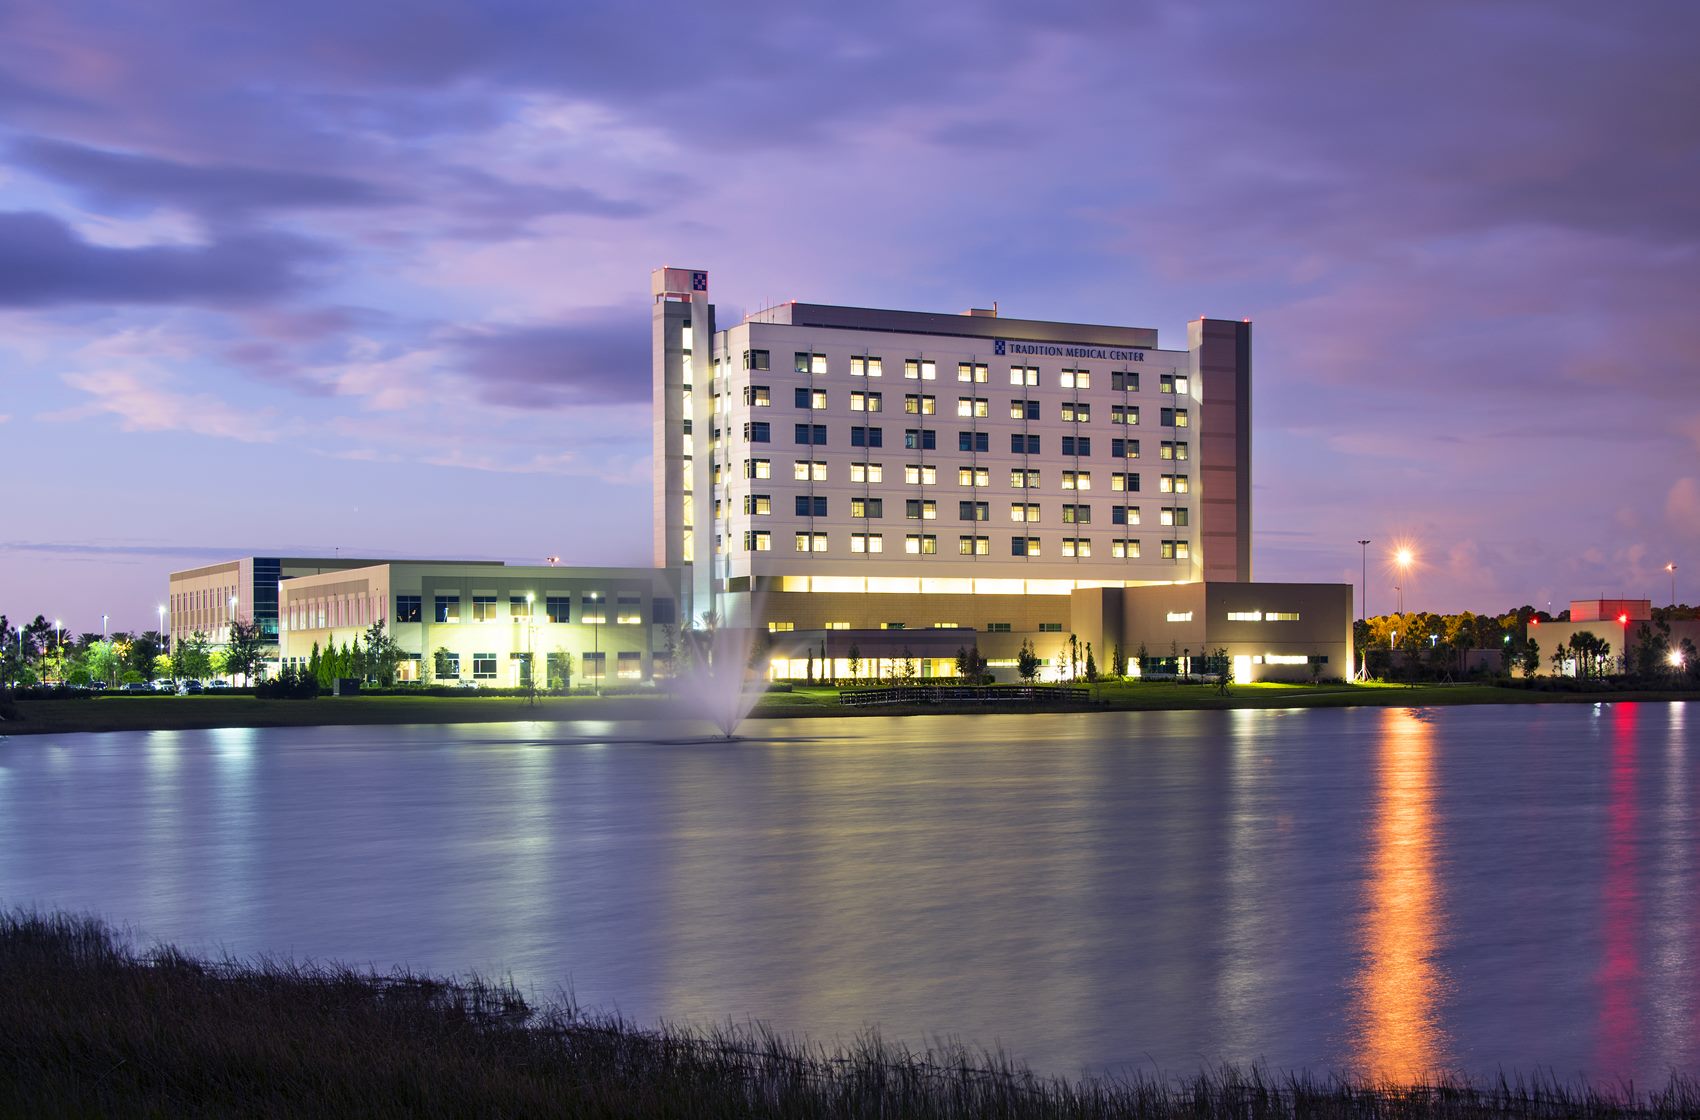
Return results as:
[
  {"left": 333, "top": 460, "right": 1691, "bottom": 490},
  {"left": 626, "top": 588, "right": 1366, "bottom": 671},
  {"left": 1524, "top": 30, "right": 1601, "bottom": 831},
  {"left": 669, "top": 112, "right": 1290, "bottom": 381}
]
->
[{"left": 1618, "top": 614, "right": 1629, "bottom": 624}]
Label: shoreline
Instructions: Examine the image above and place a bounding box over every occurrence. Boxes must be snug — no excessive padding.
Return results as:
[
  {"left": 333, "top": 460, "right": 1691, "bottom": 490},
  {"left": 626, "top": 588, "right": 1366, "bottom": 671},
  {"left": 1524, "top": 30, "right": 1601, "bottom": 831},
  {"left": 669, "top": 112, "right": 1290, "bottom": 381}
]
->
[
  {"left": 1, "top": 908, "right": 1692, "bottom": 1118},
  {"left": 2, "top": 681, "right": 1693, "bottom": 736}
]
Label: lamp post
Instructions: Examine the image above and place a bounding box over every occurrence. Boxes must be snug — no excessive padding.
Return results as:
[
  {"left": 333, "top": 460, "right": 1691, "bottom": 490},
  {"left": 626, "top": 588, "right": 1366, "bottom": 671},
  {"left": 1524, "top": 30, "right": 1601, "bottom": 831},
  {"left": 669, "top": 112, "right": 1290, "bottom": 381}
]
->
[
  {"left": 1667, "top": 562, "right": 1678, "bottom": 610},
  {"left": 1394, "top": 585, "right": 1403, "bottom": 618},
  {"left": 590, "top": 591, "right": 601, "bottom": 697},
  {"left": 102, "top": 614, "right": 109, "bottom": 640},
  {"left": 157, "top": 604, "right": 167, "bottom": 650},
  {"left": 525, "top": 592, "right": 535, "bottom": 693}
]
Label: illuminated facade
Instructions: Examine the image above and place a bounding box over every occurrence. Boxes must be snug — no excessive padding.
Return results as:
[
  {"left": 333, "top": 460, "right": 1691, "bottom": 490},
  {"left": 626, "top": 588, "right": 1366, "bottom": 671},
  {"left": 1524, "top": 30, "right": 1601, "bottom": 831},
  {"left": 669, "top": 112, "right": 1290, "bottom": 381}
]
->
[{"left": 653, "top": 267, "right": 1347, "bottom": 681}]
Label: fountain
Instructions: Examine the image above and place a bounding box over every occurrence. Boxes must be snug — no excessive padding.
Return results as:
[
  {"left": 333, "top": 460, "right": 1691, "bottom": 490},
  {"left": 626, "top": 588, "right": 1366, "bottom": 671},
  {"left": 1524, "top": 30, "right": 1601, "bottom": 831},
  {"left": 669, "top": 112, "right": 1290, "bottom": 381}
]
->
[{"left": 669, "top": 624, "right": 765, "bottom": 739}]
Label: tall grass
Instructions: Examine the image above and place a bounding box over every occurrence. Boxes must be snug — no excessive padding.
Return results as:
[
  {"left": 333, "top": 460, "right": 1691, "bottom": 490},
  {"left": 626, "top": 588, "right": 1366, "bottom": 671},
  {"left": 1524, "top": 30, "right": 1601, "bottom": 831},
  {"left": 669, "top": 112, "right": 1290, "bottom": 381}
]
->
[{"left": 2, "top": 908, "right": 1696, "bottom": 1118}]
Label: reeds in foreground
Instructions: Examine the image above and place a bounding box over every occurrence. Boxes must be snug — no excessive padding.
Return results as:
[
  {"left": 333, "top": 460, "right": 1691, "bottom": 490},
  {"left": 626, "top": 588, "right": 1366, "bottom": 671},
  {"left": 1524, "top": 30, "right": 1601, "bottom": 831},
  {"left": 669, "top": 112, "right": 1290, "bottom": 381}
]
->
[{"left": 2, "top": 908, "right": 1695, "bottom": 1118}]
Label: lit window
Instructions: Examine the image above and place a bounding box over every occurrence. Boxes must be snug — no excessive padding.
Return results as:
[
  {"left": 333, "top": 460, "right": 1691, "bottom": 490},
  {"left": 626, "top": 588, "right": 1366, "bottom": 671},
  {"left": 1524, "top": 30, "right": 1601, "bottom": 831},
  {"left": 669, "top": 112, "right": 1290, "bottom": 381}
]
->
[
  {"left": 824, "top": 621, "right": 851, "bottom": 630},
  {"left": 904, "top": 395, "right": 937, "bottom": 416},
  {"left": 793, "top": 460, "right": 828, "bottom": 481},
  {"left": 1268, "top": 612, "right": 1301, "bottom": 621},
  {"left": 1111, "top": 472, "right": 1139, "bottom": 492},
  {"left": 1061, "top": 504, "right": 1091, "bottom": 524},
  {"left": 1010, "top": 469, "right": 1040, "bottom": 488},
  {"left": 850, "top": 462, "right": 884, "bottom": 483},
  {"left": 1160, "top": 440, "right": 1189, "bottom": 461},
  {"left": 794, "top": 532, "right": 829, "bottom": 552},
  {"left": 851, "top": 532, "right": 884, "bottom": 554},
  {"left": 794, "top": 388, "right": 828, "bottom": 410},
  {"left": 904, "top": 534, "right": 938, "bottom": 555},
  {"left": 1010, "top": 399, "right": 1040, "bottom": 420},
  {"left": 768, "top": 621, "right": 796, "bottom": 632},
  {"left": 1159, "top": 373, "right": 1189, "bottom": 394},
  {"left": 1009, "top": 366, "right": 1039, "bottom": 386},
  {"left": 745, "top": 530, "right": 772, "bottom": 551},
  {"left": 1159, "top": 474, "right": 1189, "bottom": 494},
  {"left": 745, "top": 494, "right": 772, "bottom": 515},
  {"left": 958, "top": 535, "right": 990, "bottom": 555},
  {"left": 471, "top": 595, "right": 498, "bottom": 622},
  {"left": 1009, "top": 502, "right": 1040, "bottom": 523},
  {"left": 851, "top": 497, "right": 883, "bottom": 518},
  {"left": 905, "top": 499, "right": 937, "bottom": 520},
  {"left": 957, "top": 362, "right": 988, "bottom": 383},
  {"left": 904, "top": 359, "right": 937, "bottom": 380},
  {"left": 1160, "top": 508, "right": 1189, "bottom": 527},
  {"left": 1111, "top": 404, "right": 1137, "bottom": 425},
  {"left": 1061, "top": 402, "right": 1090, "bottom": 422},
  {"left": 1061, "top": 538, "right": 1092, "bottom": 558},
  {"left": 957, "top": 397, "right": 989, "bottom": 417},
  {"left": 1111, "top": 539, "right": 1141, "bottom": 558},
  {"left": 1112, "top": 506, "right": 1140, "bottom": 526},
  {"left": 616, "top": 595, "right": 642, "bottom": 625},
  {"left": 746, "top": 458, "right": 772, "bottom": 479},
  {"left": 1160, "top": 539, "right": 1191, "bottom": 559},
  {"left": 744, "top": 385, "right": 770, "bottom": 406},
  {"left": 1060, "top": 369, "right": 1091, "bottom": 389},
  {"left": 1011, "top": 536, "right": 1041, "bottom": 557},
  {"left": 851, "top": 355, "right": 883, "bottom": 377},
  {"left": 850, "top": 391, "right": 882, "bottom": 412},
  {"left": 958, "top": 466, "right": 989, "bottom": 486},
  {"left": 903, "top": 464, "right": 938, "bottom": 485}
]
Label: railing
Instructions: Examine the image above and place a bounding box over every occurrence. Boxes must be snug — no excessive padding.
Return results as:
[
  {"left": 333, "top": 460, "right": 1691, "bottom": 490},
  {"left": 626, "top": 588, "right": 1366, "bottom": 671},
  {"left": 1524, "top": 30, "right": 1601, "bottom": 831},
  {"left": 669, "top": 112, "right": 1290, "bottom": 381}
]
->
[{"left": 839, "top": 685, "right": 1090, "bottom": 707}]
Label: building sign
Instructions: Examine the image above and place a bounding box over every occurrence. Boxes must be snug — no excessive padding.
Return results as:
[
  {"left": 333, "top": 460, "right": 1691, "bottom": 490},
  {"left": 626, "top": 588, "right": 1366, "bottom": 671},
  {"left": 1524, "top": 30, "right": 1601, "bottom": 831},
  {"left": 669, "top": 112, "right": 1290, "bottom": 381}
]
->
[{"left": 995, "top": 339, "right": 1144, "bottom": 361}]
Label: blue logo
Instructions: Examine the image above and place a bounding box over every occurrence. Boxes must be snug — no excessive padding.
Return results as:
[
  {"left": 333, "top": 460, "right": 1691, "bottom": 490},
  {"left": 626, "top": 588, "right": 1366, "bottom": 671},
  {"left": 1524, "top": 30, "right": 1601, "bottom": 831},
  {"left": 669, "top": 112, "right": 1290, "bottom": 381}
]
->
[
  {"left": 691, "top": 272, "right": 708, "bottom": 291},
  {"left": 994, "top": 339, "right": 1006, "bottom": 355}
]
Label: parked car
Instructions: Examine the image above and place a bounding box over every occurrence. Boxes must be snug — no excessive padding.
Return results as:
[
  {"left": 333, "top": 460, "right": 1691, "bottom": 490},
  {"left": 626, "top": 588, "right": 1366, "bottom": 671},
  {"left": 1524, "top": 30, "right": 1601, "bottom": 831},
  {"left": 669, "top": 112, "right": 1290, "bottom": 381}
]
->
[
  {"left": 455, "top": 680, "right": 480, "bottom": 689},
  {"left": 121, "top": 681, "right": 153, "bottom": 693},
  {"left": 89, "top": 681, "right": 108, "bottom": 691},
  {"left": 178, "top": 680, "right": 204, "bottom": 694},
  {"left": 153, "top": 680, "right": 177, "bottom": 692},
  {"left": 205, "top": 680, "right": 232, "bottom": 690}
]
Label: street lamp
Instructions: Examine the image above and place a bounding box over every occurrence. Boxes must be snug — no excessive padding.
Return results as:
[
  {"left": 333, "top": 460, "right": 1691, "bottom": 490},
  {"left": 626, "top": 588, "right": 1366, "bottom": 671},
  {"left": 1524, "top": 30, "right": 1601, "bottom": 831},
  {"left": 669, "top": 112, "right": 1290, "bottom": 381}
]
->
[
  {"left": 1394, "top": 585, "right": 1403, "bottom": 617},
  {"left": 589, "top": 591, "right": 601, "bottom": 696},
  {"left": 102, "top": 614, "right": 109, "bottom": 639},
  {"left": 1667, "top": 562, "right": 1678, "bottom": 610},
  {"left": 157, "top": 604, "right": 166, "bottom": 645},
  {"left": 1356, "top": 538, "right": 1372, "bottom": 680},
  {"left": 525, "top": 592, "right": 535, "bottom": 691}
]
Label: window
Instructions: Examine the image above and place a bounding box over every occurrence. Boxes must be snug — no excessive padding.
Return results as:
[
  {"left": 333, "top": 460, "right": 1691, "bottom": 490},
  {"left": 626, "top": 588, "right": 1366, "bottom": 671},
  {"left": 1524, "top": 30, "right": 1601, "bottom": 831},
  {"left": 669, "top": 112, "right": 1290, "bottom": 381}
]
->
[
  {"left": 881, "top": 622, "right": 906, "bottom": 630},
  {"left": 767, "top": 621, "right": 795, "bottom": 633},
  {"left": 1011, "top": 536, "right": 1041, "bottom": 556},
  {"left": 1112, "top": 505, "right": 1140, "bottom": 526},
  {"left": 959, "top": 535, "right": 991, "bottom": 555},
  {"left": 1010, "top": 433, "right": 1040, "bottom": 454},
  {"left": 794, "top": 532, "right": 829, "bottom": 552},
  {"left": 793, "top": 423, "right": 827, "bottom": 445},
  {"left": 1159, "top": 373, "right": 1190, "bottom": 395},
  {"left": 1112, "top": 371, "right": 1139, "bottom": 392},
  {"left": 794, "top": 352, "right": 827, "bottom": 375},
  {"left": 744, "top": 385, "right": 770, "bottom": 406},
  {"left": 434, "top": 595, "right": 460, "bottom": 623},
  {"left": 1111, "top": 438, "right": 1140, "bottom": 459},
  {"left": 582, "top": 651, "right": 605, "bottom": 680},
  {"left": 1160, "top": 508, "right": 1190, "bottom": 527},
  {"left": 959, "top": 500, "right": 988, "bottom": 521},
  {"left": 904, "top": 359, "right": 937, "bottom": 380},
  {"left": 652, "top": 598, "right": 676, "bottom": 626},
  {"left": 472, "top": 653, "right": 498, "bottom": 680},
  {"left": 850, "top": 426, "right": 883, "bottom": 448},
  {"left": 904, "top": 394, "right": 937, "bottom": 415},
  {"left": 1166, "top": 440, "right": 1190, "bottom": 460},
  {"left": 545, "top": 596, "right": 571, "bottom": 623},
  {"left": 794, "top": 460, "right": 827, "bottom": 481},
  {"left": 904, "top": 464, "right": 938, "bottom": 485},
  {"left": 986, "top": 622, "right": 1012, "bottom": 632},
  {"left": 851, "top": 497, "right": 884, "bottom": 518},
  {"left": 1111, "top": 472, "right": 1140, "bottom": 492},
  {"left": 746, "top": 458, "right": 772, "bottom": 479},
  {"left": 1038, "top": 622, "right": 1064, "bottom": 633},
  {"left": 1061, "top": 402, "right": 1090, "bottom": 422},
  {"left": 904, "top": 533, "right": 938, "bottom": 554},
  {"left": 957, "top": 397, "right": 989, "bottom": 417},
  {"left": 1161, "top": 539, "right": 1191, "bottom": 559},
  {"left": 1009, "top": 502, "right": 1040, "bottom": 523},
  {"left": 511, "top": 596, "right": 531, "bottom": 620},
  {"left": 824, "top": 621, "right": 850, "bottom": 630},
  {"left": 850, "top": 462, "right": 884, "bottom": 483},
  {"left": 580, "top": 596, "right": 606, "bottom": 623},
  {"left": 1112, "top": 539, "right": 1141, "bottom": 558},
  {"left": 1111, "top": 404, "right": 1138, "bottom": 425},
  {"left": 745, "top": 421, "right": 770, "bottom": 443},
  {"left": 471, "top": 596, "right": 499, "bottom": 622},
  {"left": 745, "top": 494, "right": 772, "bottom": 515},
  {"left": 1010, "top": 469, "right": 1040, "bottom": 488},
  {"left": 1061, "top": 436, "right": 1090, "bottom": 456},
  {"left": 617, "top": 651, "right": 642, "bottom": 680},
  {"left": 617, "top": 595, "right": 643, "bottom": 625},
  {"left": 745, "top": 530, "right": 772, "bottom": 551},
  {"left": 1268, "top": 612, "right": 1301, "bottom": 621},
  {"left": 1159, "top": 474, "right": 1189, "bottom": 494},
  {"left": 851, "top": 355, "right": 882, "bottom": 377},
  {"left": 1010, "top": 399, "right": 1040, "bottom": 420},
  {"left": 436, "top": 651, "right": 461, "bottom": 677},
  {"left": 958, "top": 466, "right": 989, "bottom": 486},
  {"left": 795, "top": 495, "right": 828, "bottom": 517},
  {"left": 1062, "top": 538, "right": 1092, "bottom": 557},
  {"left": 850, "top": 532, "right": 884, "bottom": 553},
  {"left": 905, "top": 499, "right": 937, "bottom": 520},
  {"left": 1061, "top": 504, "right": 1091, "bottom": 524},
  {"left": 957, "top": 362, "right": 988, "bottom": 383},
  {"left": 1061, "top": 469, "right": 1092, "bottom": 490},
  {"left": 1060, "top": 369, "right": 1091, "bottom": 389},
  {"left": 958, "top": 431, "right": 989, "bottom": 452},
  {"left": 743, "top": 349, "right": 770, "bottom": 371},
  {"left": 850, "top": 391, "right": 882, "bottom": 412},
  {"left": 1009, "top": 365, "right": 1039, "bottom": 386},
  {"left": 794, "top": 388, "right": 827, "bottom": 409},
  {"left": 395, "top": 595, "right": 422, "bottom": 623}
]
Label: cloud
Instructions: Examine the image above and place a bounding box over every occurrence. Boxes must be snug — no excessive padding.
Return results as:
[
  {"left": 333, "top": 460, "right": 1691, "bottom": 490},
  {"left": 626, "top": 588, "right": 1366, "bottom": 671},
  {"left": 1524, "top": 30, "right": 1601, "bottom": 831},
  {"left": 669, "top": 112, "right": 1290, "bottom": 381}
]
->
[
  {"left": 1668, "top": 478, "right": 1700, "bottom": 538},
  {"left": 53, "top": 367, "right": 277, "bottom": 443},
  {"left": 11, "top": 137, "right": 399, "bottom": 218},
  {"left": 448, "top": 308, "right": 652, "bottom": 406},
  {"left": 0, "top": 210, "right": 327, "bottom": 308}
]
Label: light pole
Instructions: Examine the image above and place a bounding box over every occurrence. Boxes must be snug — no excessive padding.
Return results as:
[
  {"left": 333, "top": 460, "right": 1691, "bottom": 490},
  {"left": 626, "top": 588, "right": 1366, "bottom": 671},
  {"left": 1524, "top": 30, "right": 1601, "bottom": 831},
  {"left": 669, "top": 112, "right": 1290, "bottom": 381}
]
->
[
  {"left": 1394, "top": 585, "right": 1403, "bottom": 617},
  {"left": 525, "top": 592, "right": 535, "bottom": 693},
  {"left": 102, "top": 614, "right": 109, "bottom": 640},
  {"left": 589, "top": 591, "right": 601, "bottom": 696},
  {"left": 1356, "top": 540, "right": 1371, "bottom": 621},
  {"left": 157, "top": 604, "right": 166, "bottom": 648},
  {"left": 1667, "top": 562, "right": 1678, "bottom": 610}
]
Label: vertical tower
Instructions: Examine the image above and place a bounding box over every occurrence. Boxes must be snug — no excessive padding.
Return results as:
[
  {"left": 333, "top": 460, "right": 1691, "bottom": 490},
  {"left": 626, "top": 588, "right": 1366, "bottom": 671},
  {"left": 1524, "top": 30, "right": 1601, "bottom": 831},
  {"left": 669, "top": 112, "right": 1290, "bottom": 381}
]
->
[
  {"left": 652, "top": 267, "right": 713, "bottom": 623},
  {"left": 1192, "top": 317, "right": 1252, "bottom": 582}
]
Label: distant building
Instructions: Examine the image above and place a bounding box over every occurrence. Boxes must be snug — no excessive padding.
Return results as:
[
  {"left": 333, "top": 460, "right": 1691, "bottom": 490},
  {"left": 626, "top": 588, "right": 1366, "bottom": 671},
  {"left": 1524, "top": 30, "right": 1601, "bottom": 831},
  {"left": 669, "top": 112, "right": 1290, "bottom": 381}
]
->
[{"left": 1534, "top": 599, "right": 1698, "bottom": 676}]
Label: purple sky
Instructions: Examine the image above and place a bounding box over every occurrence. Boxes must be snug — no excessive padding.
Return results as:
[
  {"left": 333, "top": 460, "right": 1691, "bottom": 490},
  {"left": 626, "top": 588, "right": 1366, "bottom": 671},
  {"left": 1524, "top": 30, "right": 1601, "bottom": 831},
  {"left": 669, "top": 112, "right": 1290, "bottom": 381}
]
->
[{"left": 3, "top": 1, "right": 1696, "bottom": 630}]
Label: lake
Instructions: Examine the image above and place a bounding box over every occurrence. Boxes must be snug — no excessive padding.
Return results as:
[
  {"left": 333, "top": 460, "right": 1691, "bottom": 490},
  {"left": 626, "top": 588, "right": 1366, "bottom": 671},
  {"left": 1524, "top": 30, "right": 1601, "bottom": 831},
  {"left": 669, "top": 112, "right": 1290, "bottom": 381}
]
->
[{"left": 1, "top": 703, "right": 1694, "bottom": 1084}]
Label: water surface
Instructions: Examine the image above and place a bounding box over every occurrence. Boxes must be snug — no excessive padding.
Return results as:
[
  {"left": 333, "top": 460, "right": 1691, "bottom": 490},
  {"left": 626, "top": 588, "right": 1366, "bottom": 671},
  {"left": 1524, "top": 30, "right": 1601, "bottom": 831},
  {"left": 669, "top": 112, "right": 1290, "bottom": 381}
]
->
[{"left": 1, "top": 703, "right": 1694, "bottom": 1083}]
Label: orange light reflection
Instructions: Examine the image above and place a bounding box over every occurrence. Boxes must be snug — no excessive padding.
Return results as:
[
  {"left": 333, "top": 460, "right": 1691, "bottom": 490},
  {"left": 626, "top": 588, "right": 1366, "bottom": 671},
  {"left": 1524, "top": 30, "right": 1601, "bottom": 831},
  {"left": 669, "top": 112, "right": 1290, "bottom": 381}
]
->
[{"left": 1351, "top": 708, "right": 1450, "bottom": 1081}]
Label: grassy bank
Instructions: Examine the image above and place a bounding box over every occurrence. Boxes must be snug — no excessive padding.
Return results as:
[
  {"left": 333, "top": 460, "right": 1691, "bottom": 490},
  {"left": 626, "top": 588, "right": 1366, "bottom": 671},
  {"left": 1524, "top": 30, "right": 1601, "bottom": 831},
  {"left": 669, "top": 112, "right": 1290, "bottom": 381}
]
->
[
  {"left": 1, "top": 681, "right": 1695, "bottom": 736},
  {"left": 3, "top": 909, "right": 1695, "bottom": 1119}
]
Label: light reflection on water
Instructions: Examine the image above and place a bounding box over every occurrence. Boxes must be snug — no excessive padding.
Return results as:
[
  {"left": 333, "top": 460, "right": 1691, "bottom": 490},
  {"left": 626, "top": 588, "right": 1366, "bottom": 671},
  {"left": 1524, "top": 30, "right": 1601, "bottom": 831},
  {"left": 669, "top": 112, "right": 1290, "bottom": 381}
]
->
[{"left": 1, "top": 704, "right": 1696, "bottom": 1083}]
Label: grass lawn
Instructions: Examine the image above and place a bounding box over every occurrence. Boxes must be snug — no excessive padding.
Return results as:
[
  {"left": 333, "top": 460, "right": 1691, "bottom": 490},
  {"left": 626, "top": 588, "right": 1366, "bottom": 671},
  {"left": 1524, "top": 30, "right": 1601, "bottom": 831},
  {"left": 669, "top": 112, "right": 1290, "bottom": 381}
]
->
[{"left": 4, "top": 680, "right": 1692, "bottom": 736}]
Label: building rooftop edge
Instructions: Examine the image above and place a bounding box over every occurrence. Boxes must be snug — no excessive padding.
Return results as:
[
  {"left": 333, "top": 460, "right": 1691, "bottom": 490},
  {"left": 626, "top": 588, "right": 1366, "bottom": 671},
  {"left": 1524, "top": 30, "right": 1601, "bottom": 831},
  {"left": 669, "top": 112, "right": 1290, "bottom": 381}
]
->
[{"left": 743, "top": 301, "right": 1162, "bottom": 349}]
